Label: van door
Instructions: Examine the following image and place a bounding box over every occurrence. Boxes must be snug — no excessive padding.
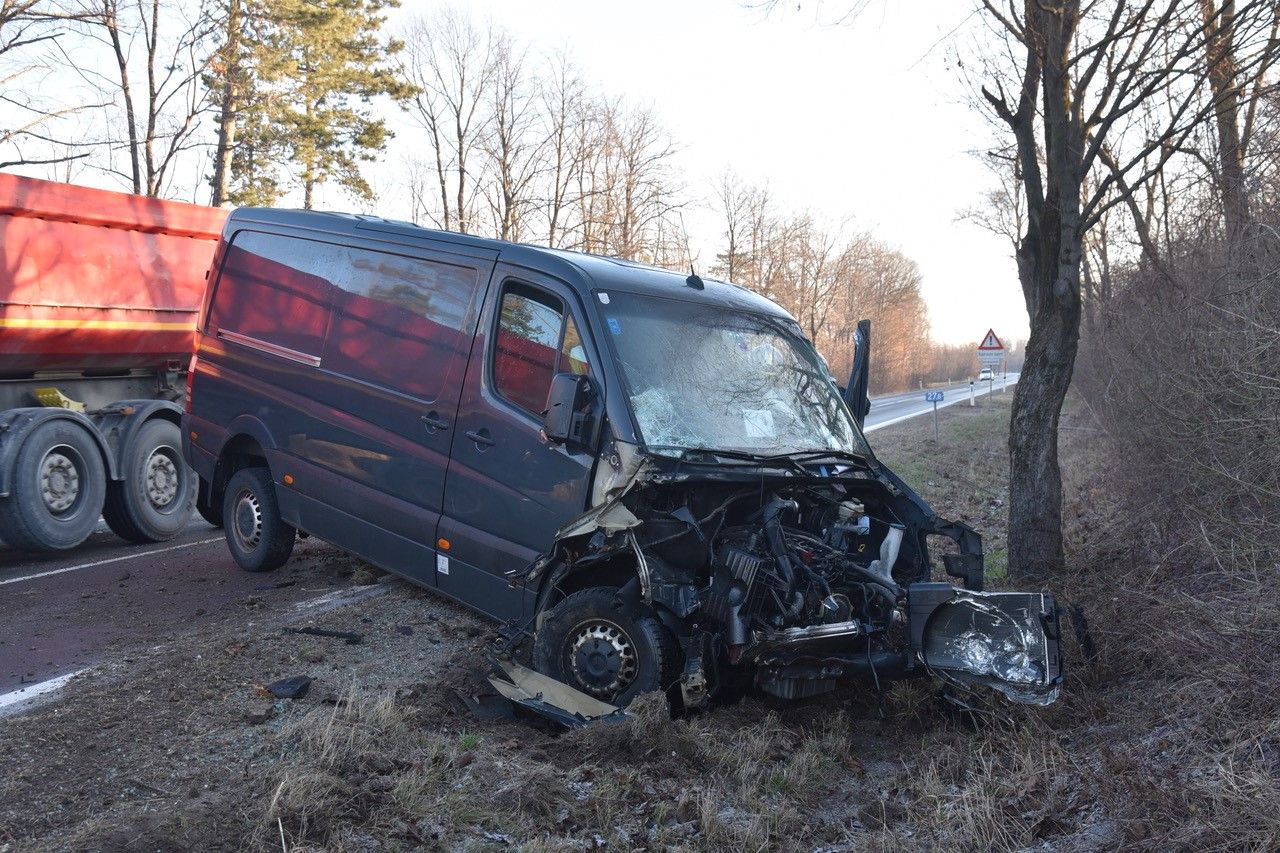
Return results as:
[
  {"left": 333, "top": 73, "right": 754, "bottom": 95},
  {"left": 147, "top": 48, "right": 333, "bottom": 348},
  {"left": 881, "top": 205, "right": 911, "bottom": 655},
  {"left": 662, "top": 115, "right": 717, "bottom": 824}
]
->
[
  {"left": 292, "top": 239, "right": 493, "bottom": 585},
  {"left": 440, "top": 267, "right": 600, "bottom": 624}
]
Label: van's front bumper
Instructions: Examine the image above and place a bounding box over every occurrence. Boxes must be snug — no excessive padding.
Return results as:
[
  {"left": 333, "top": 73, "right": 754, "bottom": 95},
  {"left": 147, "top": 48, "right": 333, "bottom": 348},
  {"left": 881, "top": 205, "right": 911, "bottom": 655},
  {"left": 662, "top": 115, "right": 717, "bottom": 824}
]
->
[{"left": 749, "top": 583, "right": 1063, "bottom": 705}]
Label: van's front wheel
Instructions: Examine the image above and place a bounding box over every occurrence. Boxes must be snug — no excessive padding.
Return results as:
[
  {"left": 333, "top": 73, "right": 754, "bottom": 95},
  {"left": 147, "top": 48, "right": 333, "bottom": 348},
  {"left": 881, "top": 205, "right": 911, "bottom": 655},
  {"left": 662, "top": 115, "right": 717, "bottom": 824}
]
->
[
  {"left": 532, "top": 587, "right": 679, "bottom": 707},
  {"left": 222, "top": 467, "right": 294, "bottom": 572}
]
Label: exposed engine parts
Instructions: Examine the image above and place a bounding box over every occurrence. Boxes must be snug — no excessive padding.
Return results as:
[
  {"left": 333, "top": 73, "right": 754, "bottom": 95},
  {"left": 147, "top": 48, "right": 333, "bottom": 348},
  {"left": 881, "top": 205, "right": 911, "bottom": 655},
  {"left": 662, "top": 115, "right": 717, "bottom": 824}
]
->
[{"left": 518, "top": 460, "right": 1062, "bottom": 709}]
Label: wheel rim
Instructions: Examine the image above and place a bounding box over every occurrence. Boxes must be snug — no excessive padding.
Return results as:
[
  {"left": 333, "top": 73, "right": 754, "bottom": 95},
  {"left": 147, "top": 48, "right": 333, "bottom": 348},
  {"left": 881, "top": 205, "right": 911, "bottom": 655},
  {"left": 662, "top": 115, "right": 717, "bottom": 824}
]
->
[
  {"left": 144, "top": 447, "right": 181, "bottom": 510},
  {"left": 39, "top": 446, "right": 83, "bottom": 515},
  {"left": 231, "top": 487, "right": 263, "bottom": 551},
  {"left": 568, "top": 619, "right": 638, "bottom": 698}
]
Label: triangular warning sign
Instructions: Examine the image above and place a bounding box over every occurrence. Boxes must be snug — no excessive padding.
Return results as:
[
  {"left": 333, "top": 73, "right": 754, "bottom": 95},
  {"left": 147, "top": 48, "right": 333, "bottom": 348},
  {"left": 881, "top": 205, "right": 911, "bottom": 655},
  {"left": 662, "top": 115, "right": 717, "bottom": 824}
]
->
[{"left": 977, "top": 328, "right": 1004, "bottom": 350}]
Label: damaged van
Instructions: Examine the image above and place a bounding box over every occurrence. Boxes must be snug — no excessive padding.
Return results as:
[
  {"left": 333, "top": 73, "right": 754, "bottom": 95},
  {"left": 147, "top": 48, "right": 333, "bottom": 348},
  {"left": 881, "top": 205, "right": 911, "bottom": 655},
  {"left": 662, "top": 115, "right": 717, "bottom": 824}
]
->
[{"left": 184, "top": 209, "right": 1062, "bottom": 710}]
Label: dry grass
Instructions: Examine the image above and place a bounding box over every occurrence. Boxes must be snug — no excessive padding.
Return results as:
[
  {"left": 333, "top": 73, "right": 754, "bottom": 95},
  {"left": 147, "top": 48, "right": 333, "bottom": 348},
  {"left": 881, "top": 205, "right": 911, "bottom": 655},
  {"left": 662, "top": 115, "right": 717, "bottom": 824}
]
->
[{"left": 239, "top": 390, "right": 1280, "bottom": 851}]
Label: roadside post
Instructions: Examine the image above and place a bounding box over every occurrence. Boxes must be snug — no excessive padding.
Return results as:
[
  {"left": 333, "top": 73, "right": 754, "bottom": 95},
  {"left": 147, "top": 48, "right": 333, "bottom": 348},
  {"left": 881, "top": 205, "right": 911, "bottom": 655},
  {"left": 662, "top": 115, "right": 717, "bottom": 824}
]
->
[
  {"left": 969, "top": 380, "right": 975, "bottom": 407},
  {"left": 977, "top": 328, "right": 1006, "bottom": 402},
  {"left": 925, "top": 390, "right": 944, "bottom": 440}
]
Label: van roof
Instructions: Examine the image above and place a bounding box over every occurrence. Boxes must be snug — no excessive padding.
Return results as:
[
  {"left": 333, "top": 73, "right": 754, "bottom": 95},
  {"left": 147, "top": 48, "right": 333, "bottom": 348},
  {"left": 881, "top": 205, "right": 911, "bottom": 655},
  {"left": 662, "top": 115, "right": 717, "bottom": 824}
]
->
[{"left": 226, "top": 207, "right": 792, "bottom": 320}]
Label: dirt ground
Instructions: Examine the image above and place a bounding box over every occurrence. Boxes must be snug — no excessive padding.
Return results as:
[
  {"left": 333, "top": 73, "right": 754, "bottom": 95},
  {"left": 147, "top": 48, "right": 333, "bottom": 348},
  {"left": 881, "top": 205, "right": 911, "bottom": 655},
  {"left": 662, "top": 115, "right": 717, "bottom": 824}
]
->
[{"left": 0, "top": 396, "right": 1118, "bottom": 852}]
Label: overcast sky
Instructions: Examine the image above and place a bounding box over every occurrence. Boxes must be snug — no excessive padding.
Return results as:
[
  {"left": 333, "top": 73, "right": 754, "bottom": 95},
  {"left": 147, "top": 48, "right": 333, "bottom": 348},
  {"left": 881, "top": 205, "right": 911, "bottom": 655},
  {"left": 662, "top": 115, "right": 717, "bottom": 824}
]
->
[{"left": 374, "top": 0, "right": 1026, "bottom": 347}]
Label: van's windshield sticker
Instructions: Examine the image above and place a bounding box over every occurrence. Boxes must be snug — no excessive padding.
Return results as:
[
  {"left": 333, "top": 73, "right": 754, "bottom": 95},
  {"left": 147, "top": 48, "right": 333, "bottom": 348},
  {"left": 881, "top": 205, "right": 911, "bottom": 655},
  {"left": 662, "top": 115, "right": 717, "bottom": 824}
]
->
[
  {"left": 598, "top": 292, "right": 610, "bottom": 304},
  {"left": 607, "top": 317, "right": 622, "bottom": 335}
]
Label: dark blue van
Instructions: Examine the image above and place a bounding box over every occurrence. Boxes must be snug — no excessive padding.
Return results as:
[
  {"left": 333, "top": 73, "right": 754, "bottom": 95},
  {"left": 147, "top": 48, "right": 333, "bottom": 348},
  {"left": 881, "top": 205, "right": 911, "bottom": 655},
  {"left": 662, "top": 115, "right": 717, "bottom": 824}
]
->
[{"left": 183, "top": 209, "right": 1061, "bottom": 708}]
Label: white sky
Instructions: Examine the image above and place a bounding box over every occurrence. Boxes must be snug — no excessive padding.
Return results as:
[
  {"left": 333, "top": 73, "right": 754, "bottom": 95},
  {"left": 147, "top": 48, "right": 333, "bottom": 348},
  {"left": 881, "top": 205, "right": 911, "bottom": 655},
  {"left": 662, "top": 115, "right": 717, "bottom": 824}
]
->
[{"left": 399, "top": 0, "right": 1029, "bottom": 347}]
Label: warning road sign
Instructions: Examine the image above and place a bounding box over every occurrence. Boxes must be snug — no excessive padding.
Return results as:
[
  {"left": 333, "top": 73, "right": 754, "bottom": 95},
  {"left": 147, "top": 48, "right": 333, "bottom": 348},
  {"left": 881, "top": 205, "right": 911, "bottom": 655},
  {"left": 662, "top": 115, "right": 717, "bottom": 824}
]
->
[{"left": 978, "top": 328, "right": 1005, "bottom": 350}]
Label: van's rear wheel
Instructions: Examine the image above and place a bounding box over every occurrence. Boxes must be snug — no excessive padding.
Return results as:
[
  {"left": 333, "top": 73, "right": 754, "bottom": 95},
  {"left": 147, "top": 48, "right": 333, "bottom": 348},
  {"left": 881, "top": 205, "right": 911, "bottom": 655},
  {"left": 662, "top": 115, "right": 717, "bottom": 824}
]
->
[
  {"left": 0, "top": 419, "right": 106, "bottom": 551},
  {"left": 222, "top": 467, "right": 294, "bottom": 572},
  {"left": 532, "top": 587, "right": 679, "bottom": 707},
  {"left": 103, "top": 419, "right": 195, "bottom": 543}
]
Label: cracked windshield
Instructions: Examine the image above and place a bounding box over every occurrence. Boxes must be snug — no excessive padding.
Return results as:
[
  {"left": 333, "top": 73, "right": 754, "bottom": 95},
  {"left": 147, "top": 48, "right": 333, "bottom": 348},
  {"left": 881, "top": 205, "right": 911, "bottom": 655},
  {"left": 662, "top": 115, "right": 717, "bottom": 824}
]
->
[{"left": 600, "top": 292, "right": 869, "bottom": 458}]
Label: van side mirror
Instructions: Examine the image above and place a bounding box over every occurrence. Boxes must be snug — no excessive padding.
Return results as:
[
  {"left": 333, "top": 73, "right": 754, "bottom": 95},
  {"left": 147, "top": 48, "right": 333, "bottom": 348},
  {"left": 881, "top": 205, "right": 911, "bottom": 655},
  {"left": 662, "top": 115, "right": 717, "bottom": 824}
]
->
[{"left": 543, "top": 372, "right": 598, "bottom": 448}]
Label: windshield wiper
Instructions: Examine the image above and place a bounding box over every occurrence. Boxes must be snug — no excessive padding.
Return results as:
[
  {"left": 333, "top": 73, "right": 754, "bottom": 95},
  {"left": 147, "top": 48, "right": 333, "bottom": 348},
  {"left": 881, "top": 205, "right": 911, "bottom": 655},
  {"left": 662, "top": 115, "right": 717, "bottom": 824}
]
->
[
  {"left": 764, "top": 449, "right": 870, "bottom": 467},
  {"left": 646, "top": 446, "right": 811, "bottom": 475}
]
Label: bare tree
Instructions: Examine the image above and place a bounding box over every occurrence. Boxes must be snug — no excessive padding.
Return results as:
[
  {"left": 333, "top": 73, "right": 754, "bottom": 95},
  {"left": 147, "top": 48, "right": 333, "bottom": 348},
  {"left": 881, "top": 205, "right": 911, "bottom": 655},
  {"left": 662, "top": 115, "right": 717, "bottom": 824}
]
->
[
  {"left": 72, "top": 0, "right": 216, "bottom": 196},
  {"left": 402, "top": 9, "right": 494, "bottom": 233},
  {"left": 482, "top": 31, "right": 542, "bottom": 241},
  {"left": 539, "top": 51, "right": 588, "bottom": 247},
  {"left": 0, "top": 1, "right": 102, "bottom": 169},
  {"left": 976, "top": 0, "right": 1279, "bottom": 578}
]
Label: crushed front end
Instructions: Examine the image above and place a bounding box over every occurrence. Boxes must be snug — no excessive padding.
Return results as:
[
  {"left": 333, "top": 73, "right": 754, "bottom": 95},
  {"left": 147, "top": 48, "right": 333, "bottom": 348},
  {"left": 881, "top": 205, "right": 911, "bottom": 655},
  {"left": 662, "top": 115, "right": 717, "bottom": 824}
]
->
[{"left": 516, "top": 452, "right": 1062, "bottom": 709}]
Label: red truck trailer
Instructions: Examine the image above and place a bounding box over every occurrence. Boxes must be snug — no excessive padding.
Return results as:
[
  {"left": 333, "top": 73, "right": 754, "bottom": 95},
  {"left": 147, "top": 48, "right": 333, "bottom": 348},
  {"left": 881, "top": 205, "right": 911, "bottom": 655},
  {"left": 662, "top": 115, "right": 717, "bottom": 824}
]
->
[{"left": 0, "top": 174, "right": 227, "bottom": 551}]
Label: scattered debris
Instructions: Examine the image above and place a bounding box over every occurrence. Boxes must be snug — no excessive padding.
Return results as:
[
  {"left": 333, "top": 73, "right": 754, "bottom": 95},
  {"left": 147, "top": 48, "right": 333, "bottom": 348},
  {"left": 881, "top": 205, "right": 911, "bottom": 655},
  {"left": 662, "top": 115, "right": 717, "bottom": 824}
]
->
[
  {"left": 259, "top": 675, "right": 312, "bottom": 700},
  {"left": 284, "top": 626, "right": 362, "bottom": 645},
  {"left": 486, "top": 659, "right": 628, "bottom": 729}
]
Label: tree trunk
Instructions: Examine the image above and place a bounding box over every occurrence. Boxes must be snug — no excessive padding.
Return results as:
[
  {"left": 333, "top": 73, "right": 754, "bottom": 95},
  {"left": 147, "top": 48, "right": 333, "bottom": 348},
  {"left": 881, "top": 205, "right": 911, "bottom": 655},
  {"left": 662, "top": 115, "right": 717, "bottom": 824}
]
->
[
  {"left": 1003, "top": 0, "right": 1083, "bottom": 581},
  {"left": 1200, "top": 0, "right": 1250, "bottom": 242},
  {"left": 105, "top": 3, "right": 142, "bottom": 194},
  {"left": 1008, "top": 251, "right": 1081, "bottom": 579},
  {"left": 210, "top": 0, "right": 242, "bottom": 206}
]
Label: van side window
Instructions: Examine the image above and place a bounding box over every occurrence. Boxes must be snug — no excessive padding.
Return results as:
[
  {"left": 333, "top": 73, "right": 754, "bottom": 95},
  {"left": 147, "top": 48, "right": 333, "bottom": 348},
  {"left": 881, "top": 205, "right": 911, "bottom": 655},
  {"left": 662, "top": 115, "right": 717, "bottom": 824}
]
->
[
  {"left": 323, "top": 248, "right": 479, "bottom": 402},
  {"left": 493, "top": 284, "right": 588, "bottom": 415},
  {"left": 209, "top": 230, "right": 335, "bottom": 357}
]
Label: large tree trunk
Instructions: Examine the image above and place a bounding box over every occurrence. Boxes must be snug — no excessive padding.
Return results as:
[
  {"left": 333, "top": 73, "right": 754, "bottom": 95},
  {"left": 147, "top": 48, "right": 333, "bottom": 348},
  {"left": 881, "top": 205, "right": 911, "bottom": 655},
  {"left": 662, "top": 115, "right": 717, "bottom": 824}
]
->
[
  {"left": 1008, "top": 242, "right": 1081, "bottom": 579},
  {"left": 1004, "top": 0, "right": 1084, "bottom": 581}
]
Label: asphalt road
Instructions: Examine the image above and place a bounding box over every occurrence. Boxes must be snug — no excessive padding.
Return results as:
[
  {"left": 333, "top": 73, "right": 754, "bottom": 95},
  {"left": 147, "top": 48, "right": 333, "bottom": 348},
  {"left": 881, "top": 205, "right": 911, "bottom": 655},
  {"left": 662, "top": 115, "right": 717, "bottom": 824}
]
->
[
  {"left": 0, "top": 374, "right": 1017, "bottom": 711},
  {"left": 864, "top": 373, "right": 1019, "bottom": 432}
]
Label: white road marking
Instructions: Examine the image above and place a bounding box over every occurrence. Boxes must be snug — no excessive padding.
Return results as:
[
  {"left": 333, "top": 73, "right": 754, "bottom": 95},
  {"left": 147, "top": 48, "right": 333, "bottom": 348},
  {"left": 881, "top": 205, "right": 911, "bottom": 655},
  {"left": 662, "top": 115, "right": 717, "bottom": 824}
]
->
[
  {"left": 864, "top": 379, "right": 1018, "bottom": 433},
  {"left": 0, "top": 667, "right": 91, "bottom": 713},
  {"left": 0, "top": 536, "right": 224, "bottom": 587}
]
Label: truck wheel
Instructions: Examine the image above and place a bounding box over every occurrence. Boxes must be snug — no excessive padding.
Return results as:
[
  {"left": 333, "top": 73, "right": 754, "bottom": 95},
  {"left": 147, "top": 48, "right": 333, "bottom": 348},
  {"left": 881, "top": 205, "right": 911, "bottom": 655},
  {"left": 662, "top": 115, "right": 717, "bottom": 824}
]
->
[
  {"left": 532, "top": 587, "right": 680, "bottom": 707},
  {"left": 222, "top": 467, "right": 294, "bottom": 572},
  {"left": 0, "top": 419, "right": 106, "bottom": 551},
  {"left": 103, "top": 419, "right": 195, "bottom": 543}
]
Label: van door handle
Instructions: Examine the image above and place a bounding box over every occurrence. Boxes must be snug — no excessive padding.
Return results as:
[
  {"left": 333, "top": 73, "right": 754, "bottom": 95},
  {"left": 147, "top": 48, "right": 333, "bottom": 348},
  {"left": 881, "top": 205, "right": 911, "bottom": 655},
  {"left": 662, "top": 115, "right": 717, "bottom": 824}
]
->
[
  {"left": 420, "top": 412, "right": 449, "bottom": 433},
  {"left": 465, "top": 428, "right": 495, "bottom": 448}
]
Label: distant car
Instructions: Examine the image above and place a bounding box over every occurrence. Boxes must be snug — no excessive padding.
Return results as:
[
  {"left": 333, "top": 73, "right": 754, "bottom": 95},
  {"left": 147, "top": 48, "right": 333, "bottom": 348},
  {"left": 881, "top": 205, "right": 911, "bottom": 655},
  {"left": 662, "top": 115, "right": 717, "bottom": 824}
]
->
[{"left": 978, "top": 367, "right": 995, "bottom": 382}]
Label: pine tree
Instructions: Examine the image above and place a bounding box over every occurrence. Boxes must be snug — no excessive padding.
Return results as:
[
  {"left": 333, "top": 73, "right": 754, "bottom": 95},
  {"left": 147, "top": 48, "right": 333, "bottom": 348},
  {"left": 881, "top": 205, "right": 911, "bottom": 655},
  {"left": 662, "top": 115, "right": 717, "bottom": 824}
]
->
[{"left": 217, "top": 0, "right": 410, "bottom": 208}]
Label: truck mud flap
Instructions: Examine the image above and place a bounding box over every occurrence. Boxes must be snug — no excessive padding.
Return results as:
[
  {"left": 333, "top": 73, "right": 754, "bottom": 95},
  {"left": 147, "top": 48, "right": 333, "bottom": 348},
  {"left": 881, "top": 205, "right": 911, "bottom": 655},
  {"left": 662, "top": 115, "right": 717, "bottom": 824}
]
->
[{"left": 908, "top": 583, "right": 1062, "bottom": 706}]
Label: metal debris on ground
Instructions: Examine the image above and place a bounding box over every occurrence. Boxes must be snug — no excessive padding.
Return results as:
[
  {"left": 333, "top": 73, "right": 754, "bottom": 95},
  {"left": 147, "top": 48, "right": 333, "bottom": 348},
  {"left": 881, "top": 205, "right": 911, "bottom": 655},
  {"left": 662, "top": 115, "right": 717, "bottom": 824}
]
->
[
  {"left": 258, "top": 675, "right": 312, "bottom": 700},
  {"left": 485, "top": 659, "right": 630, "bottom": 729},
  {"left": 284, "top": 626, "right": 363, "bottom": 645}
]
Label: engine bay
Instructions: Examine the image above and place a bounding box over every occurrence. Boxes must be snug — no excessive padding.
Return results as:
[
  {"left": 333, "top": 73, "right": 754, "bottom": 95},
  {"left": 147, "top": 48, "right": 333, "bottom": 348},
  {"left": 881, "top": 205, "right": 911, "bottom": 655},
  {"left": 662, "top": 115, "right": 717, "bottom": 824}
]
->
[{"left": 519, "top": 456, "right": 1062, "bottom": 709}]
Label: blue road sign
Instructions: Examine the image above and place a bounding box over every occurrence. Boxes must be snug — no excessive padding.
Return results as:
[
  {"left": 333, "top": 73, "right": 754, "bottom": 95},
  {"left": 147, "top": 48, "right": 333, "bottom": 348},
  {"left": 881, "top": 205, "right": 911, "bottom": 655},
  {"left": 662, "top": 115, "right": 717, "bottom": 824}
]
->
[{"left": 925, "top": 390, "right": 944, "bottom": 403}]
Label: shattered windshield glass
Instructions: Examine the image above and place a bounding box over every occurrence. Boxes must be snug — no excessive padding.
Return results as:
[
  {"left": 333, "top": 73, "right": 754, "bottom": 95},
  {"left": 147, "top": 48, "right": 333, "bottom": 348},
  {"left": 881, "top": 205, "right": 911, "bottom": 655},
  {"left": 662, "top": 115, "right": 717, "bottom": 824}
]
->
[{"left": 599, "top": 291, "right": 869, "bottom": 458}]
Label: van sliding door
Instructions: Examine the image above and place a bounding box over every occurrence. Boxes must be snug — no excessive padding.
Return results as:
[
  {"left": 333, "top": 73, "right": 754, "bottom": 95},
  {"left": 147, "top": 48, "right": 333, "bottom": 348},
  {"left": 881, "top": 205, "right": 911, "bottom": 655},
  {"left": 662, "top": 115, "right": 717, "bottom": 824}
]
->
[{"left": 295, "top": 240, "right": 494, "bottom": 585}]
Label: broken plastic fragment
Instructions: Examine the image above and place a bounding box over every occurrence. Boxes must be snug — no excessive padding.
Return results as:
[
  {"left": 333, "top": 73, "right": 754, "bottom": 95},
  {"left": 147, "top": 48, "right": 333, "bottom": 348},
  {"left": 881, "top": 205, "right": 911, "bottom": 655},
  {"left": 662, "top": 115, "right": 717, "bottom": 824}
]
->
[
  {"left": 486, "top": 660, "right": 629, "bottom": 728},
  {"left": 260, "top": 675, "right": 312, "bottom": 700}
]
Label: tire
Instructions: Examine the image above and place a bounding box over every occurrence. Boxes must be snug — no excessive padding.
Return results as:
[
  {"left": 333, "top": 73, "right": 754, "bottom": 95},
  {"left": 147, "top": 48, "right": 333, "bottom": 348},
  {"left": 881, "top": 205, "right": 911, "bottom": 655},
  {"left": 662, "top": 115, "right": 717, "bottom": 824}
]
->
[
  {"left": 533, "top": 587, "right": 680, "bottom": 707},
  {"left": 103, "top": 419, "right": 195, "bottom": 543},
  {"left": 221, "top": 467, "right": 294, "bottom": 572},
  {"left": 0, "top": 418, "right": 106, "bottom": 552}
]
